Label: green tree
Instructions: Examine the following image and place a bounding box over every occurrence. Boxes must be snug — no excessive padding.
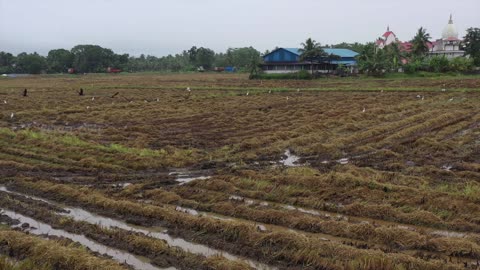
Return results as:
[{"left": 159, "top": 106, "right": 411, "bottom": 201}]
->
[
  {"left": 47, "top": 49, "right": 73, "bottom": 73},
  {"left": 224, "top": 47, "right": 261, "bottom": 70},
  {"left": 187, "top": 46, "right": 198, "bottom": 64},
  {"left": 195, "top": 47, "right": 215, "bottom": 69},
  {"left": 449, "top": 57, "right": 474, "bottom": 72},
  {"left": 0, "top": 52, "right": 15, "bottom": 73},
  {"left": 384, "top": 42, "right": 403, "bottom": 70},
  {"left": 299, "top": 38, "right": 327, "bottom": 74},
  {"left": 463, "top": 28, "right": 480, "bottom": 66},
  {"left": 71, "top": 45, "right": 115, "bottom": 73},
  {"left": 356, "top": 43, "right": 389, "bottom": 76},
  {"left": 15, "top": 52, "right": 47, "bottom": 74},
  {"left": 428, "top": 56, "right": 450, "bottom": 72},
  {"left": 411, "top": 27, "right": 431, "bottom": 58}
]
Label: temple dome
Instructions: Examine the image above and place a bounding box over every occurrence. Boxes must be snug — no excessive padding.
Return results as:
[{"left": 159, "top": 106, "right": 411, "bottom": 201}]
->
[{"left": 442, "top": 14, "right": 459, "bottom": 40}]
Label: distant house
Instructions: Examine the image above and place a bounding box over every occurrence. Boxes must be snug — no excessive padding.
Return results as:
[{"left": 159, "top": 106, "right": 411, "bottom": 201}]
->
[
  {"left": 376, "top": 15, "right": 464, "bottom": 59},
  {"left": 261, "top": 48, "right": 359, "bottom": 74}
]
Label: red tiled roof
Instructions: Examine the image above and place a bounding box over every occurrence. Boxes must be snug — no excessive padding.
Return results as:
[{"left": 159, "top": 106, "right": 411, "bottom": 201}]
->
[
  {"left": 445, "top": 37, "right": 460, "bottom": 41},
  {"left": 399, "top": 42, "right": 412, "bottom": 52},
  {"left": 383, "top": 31, "right": 395, "bottom": 38}
]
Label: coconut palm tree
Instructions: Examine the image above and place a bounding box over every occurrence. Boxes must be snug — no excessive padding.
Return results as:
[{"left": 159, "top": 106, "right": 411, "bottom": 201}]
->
[
  {"left": 411, "top": 27, "right": 431, "bottom": 58},
  {"left": 299, "top": 38, "right": 327, "bottom": 74}
]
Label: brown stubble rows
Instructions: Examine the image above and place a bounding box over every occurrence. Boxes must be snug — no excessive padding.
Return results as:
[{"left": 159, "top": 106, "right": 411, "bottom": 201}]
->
[{"left": 0, "top": 73, "right": 479, "bottom": 269}]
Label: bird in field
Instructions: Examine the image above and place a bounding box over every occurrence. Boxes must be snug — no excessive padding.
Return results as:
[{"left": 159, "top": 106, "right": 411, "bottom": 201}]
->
[
  {"left": 10, "top": 113, "right": 14, "bottom": 119},
  {"left": 286, "top": 96, "right": 289, "bottom": 101},
  {"left": 186, "top": 87, "right": 191, "bottom": 92},
  {"left": 416, "top": 95, "right": 421, "bottom": 98},
  {"left": 441, "top": 84, "right": 446, "bottom": 91},
  {"left": 86, "top": 106, "right": 90, "bottom": 110},
  {"left": 246, "top": 92, "right": 249, "bottom": 96},
  {"left": 422, "top": 96, "right": 425, "bottom": 100},
  {"left": 268, "top": 90, "right": 271, "bottom": 94},
  {"left": 449, "top": 97, "right": 454, "bottom": 102},
  {"left": 144, "top": 100, "right": 148, "bottom": 103},
  {"left": 156, "top": 98, "right": 159, "bottom": 102},
  {"left": 362, "top": 107, "right": 366, "bottom": 113},
  {"left": 297, "top": 88, "right": 300, "bottom": 92},
  {"left": 91, "top": 97, "right": 95, "bottom": 101},
  {"left": 3, "top": 100, "right": 6, "bottom": 104}
]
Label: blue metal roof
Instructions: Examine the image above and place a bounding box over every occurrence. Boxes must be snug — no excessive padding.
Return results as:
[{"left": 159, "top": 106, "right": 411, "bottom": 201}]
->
[
  {"left": 271, "top": 48, "right": 358, "bottom": 58},
  {"left": 284, "top": 48, "right": 301, "bottom": 55},
  {"left": 324, "top": 48, "right": 358, "bottom": 58}
]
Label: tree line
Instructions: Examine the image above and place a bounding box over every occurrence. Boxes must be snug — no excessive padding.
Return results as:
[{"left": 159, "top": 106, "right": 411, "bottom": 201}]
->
[
  {"left": 1, "top": 27, "right": 478, "bottom": 76},
  {"left": 0, "top": 45, "right": 262, "bottom": 74}
]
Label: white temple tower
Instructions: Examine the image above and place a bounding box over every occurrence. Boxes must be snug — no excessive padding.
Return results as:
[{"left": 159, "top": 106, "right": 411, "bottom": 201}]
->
[{"left": 429, "top": 15, "right": 465, "bottom": 58}]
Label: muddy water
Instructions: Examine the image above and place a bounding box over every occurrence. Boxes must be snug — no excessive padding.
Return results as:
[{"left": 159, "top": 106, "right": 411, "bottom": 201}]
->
[
  {"left": 169, "top": 170, "right": 211, "bottom": 185},
  {"left": 228, "top": 192, "right": 476, "bottom": 240},
  {"left": 0, "top": 186, "right": 273, "bottom": 270},
  {"left": 61, "top": 206, "right": 276, "bottom": 270},
  {"left": 279, "top": 149, "right": 300, "bottom": 167},
  {"left": 0, "top": 209, "right": 172, "bottom": 270},
  {"left": 0, "top": 186, "right": 53, "bottom": 205}
]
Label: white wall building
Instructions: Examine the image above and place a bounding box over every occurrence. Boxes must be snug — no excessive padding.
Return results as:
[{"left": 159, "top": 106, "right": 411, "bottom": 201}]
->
[{"left": 429, "top": 15, "right": 465, "bottom": 58}]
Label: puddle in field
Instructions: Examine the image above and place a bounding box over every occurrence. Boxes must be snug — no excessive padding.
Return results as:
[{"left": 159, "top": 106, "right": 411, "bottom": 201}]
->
[
  {"left": 61, "top": 206, "right": 275, "bottom": 270},
  {"left": 1, "top": 186, "right": 274, "bottom": 270},
  {"left": 0, "top": 186, "right": 54, "bottom": 205},
  {"left": 169, "top": 170, "right": 211, "bottom": 185},
  {"left": 175, "top": 206, "right": 199, "bottom": 216},
  {"left": 0, "top": 209, "right": 169, "bottom": 270},
  {"left": 337, "top": 158, "right": 349, "bottom": 165},
  {"left": 279, "top": 150, "right": 300, "bottom": 167},
  {"left": 431, "top": 230, "right": 466, "bottom": 238},
  {"left": 111, "top": 182, "right": 132, "bottom": 188},
  {"left": 441, "top": 164, "right": 453, "bottom": 171}
]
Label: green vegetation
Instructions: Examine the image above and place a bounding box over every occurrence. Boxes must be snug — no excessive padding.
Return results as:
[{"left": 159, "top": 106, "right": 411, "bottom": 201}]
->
[{"left": 463, "top": 27, "right": 480, "bottom": 66}]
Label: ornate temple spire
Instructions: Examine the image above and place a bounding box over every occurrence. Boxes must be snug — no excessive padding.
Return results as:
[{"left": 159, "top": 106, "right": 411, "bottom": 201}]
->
[{"left": 449, "top": 14, "right": 453, "bottom": 24}]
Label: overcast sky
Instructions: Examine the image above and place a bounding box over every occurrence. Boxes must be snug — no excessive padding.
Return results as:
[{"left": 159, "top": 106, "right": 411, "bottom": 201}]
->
[{"left": 1, "top": 0, "right": 479, "bottom": 56}]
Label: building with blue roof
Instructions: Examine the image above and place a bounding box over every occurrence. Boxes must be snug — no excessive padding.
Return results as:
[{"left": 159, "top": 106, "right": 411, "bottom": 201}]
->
[{"left": 262, "top": 47, "right": 359, "bottom": 74}]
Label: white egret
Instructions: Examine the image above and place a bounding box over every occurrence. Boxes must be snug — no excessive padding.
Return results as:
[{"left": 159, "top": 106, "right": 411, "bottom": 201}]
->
[
  {"left": 362, "top": 107, "right": 366, "bottom": 113},
  {"left": 10, "top": 112, "right": 14, "bottom": 119}
]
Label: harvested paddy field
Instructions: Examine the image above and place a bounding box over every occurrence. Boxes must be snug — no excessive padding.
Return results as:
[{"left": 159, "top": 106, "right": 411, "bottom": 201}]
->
[{"left": 0, "top": 73, "right": 479, "bottom": 270}]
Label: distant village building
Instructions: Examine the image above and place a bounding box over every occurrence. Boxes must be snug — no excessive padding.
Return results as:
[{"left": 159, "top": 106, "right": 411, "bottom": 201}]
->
[
  {"left": 375, "top": 26, "right": 399, "bottom": 49},
  {"left": 429, "top": 15, "right": 464, "bottom": 58},
  {"left": 376, "top": 15, "right": 465, "bottom": 59},
  {"left": 261, "top": 48, "right": 358, "bottom": 74},
  {"left": 375, "top": 27, "right": 420, "bottom": 54}
]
